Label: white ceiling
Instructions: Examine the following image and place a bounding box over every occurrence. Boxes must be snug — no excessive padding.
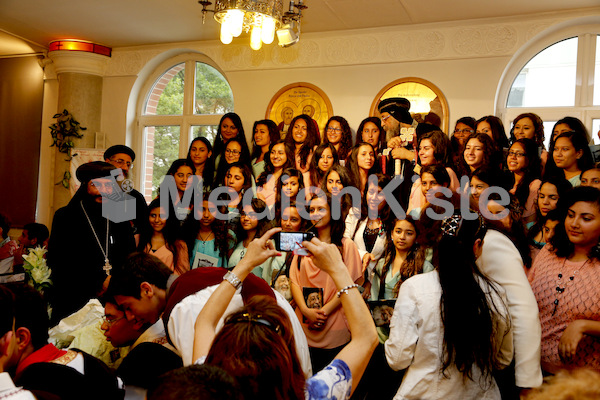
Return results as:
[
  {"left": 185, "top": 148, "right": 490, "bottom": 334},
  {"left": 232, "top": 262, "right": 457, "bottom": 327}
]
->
[{"left": 0, "top": 0, "right": 598, "bottom": 56}]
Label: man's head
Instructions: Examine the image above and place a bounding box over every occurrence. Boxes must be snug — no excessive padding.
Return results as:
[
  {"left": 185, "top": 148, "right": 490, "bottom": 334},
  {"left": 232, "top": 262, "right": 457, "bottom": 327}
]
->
[
  {"left": 108, "top": 252, "right": 171, "bottom": 326},
  {"left": 19, "top": 223, "right": 49, "bottom": 249},
  {"left": 76, "top": 161, "right": 118, "bottom": 204},
  {"left": 378, "top": 97, "right": 413, "bottom": 140},
  {"left": 0, "top": 213, "right": 10, "bottom": 240},
  {"left": 0, "top": 286, "right": 17, "bottom": 372},
  {"left": 306, "top": 291, "right": 322, "bottom": 309},
  {"left": 100, "top": 294, "right": 145, "bottom": 348},
  {"left": 104, "top": 145, "right": 135, "bottom": 179}
]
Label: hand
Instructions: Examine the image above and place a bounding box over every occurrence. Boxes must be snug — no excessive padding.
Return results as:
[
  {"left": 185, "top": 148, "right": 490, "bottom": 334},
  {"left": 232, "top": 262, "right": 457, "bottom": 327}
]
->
[
  {"left": 238, "top": 227, "right": 281, "bottom": 272},
  {"left": 304, "top": 308, "right": 327, "bottom": 330},
  {"left": 362, "top": 280, "right": 372, "bottom": 301},
  {"left": 302, "top": 237, "right": 344, "bottom": 276},
  {"left": 391, "top": 147, "right": 414, "bottom": 161},
  {"left": 362, "top": 253, "right": 375, "bottom": 272},
  {"left": 387, "top": 137, "right": 403, "bottom": 149},
  {"left": 559, "top": 319, "right": 585, "bottom": 361}
]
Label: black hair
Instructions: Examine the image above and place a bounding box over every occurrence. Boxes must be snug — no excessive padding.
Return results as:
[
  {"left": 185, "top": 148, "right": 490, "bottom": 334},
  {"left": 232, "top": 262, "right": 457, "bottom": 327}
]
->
[
  {"left": 509, "top": 113, "right": 545, "bottom": 148},
  {"left": 256, "top": 140, "right": 295, "bottom": 187},
  {"left": 9, "top": 283, "right": 49, "bottom": 350},
  {"left": 421, "top": 164, "right": 451, "bottom": 188},
  {"left": 346, "top": 142, "right": 378, "bottom": 193},
  {"left": 22, "top": 223, "right": 50, "bottom": 245},
  {"left": 308, "top": 143, "right": 339, "bottom": 189},
  {"left": 323, "top": 116, "right": 353, "bottom": 161},
  {"left": 251, "top": 119, "right": 280, "bottom": 161},
  {"left": 236, "top": 198, "right": 273, "bottom": 244},
  {"left": 506, "top": 138, "right": 541, "bottom": 209},
  {"left": 225, "top": 162, "right": 253, "bottom": 194},
  {"left": 552, "top": 116, "right": 591, "bottom": 144},
  {"left": 0, "top": 213, "right": 10, "bottom": 239},
  {"left": 186, "top": 137, "right": 215, "bottom": 189},
  {"left": 550, "top": 186, "right": 600, "bottom": 260},
  {"left": 476, "top": 115, "right": 509, "bottom": 150},
  {"left": 459, "top": 132, "right": 501, "bottom": 178},
  {"left": 545, "top": 130, "right": 594, "bottom": 181},
  {"left": 108, "top": 252, "right": 172, "bottom": 299},
  {"left": 212, "top": 113, "right": 248, "bottom": 163},
  {"left": 166, "top": 159, "right": 196, "bottom": 176},
  {"left": 357, "top": 117, "right": 385, "bottom": 153},
  {"left": 214, "top": 138, "right": 252, "bottom": 188},
  {"left": 284, "top": 114, "right": 320, "bottom": 170},
  {"left": 308, "top": 192, "right": 346, "bottom": 248},
  {"left": 0, "top": 285, "right": 15, "bottom": 337},
  {"left": 274, "top": 168, "right": 305, "bottom": 222},
  {"left": 417, "top": 130, "right": 453, "bottom": 167}
]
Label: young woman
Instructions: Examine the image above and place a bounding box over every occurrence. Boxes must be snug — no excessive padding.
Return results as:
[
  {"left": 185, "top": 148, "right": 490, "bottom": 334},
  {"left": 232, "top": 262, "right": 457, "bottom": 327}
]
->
[
  {"left": 460, "top": 132, "right": 499, "bottom": 181},
  {"left": 476, "top": 115, "right": 510, "bottom": 152},
  {"left": 274, "top": 168, "right": 305, "bottom": 221},
  {"left": 185, "top": 192, "right": 235, "bottom": 268},
  {"left": 250, "top": 119, "right": 279, "bottom": 180},
  {"left": 409, "top": 164, "right": 451, "bottom": 218},
  {"left": 308, "top": 143, "right": 339, "bottom": 190},
  {"left": 256, "top": 140, "right": 295, "bottom": 208},
  {"left": 322, "top": 116, "right": 353, "bottom": 163},
  {"left": 139, "top": 198, "right": 190, "bottom": 275},
  {"left": 224, "top": 162, "right": 254, "bottom": 229},
  {"left": 290, "top": 193, "right": 363, "bottom": 373},
  {"left": 551, "top": 116, "right": 591, "bottom": 145},
  {"left": 510, "top": 113, "right": 547, "bottom": 174},
  {"left": 186, "top": 137, "right": 214, "bottom": 189},
  {"left": 284, "top": 114, "right": 320, "bottom": 173},
  {"left": 506, "top": 138, "right": 542, "bottom": 223},
  {"left": 211, "top": 112, "right": 250, "bottom": 169},
  {"left": 408, "top": 130, "right": 460, "bottom": 214},
  {"left": 526, "top": 176, "right": 571, "bottom": 238},
  {"left": 358, "top": 117, "right": 385, "bottom": 156},
  {"left": 451, "top": 117, "right": 476, "bottom": 168},
  {"left": 529, "top": 186, "right": 600, "bottom": 374},
  {"left": 228, "top": 198, "right": 274, "bottom": 281},
  {"left": 346, "top": 142, "right": 377, "bottom": 196},
  {"left": 547, "top": 130, "right": 593, "bottom": 187},
  {"left": 386, "top": 213, "right": 512, "bottom": 399},
  {"left": 581, "top": 163, "right": 600, "bottom": 189},
  {"left": 321, "top": 164, "right": 361, "bottom": 237},
  {"left": 192, "top": 228, "right": 378, "bottom": 399},
  {"left": 214, "top": 138, "right": 251, "bottom": 188},
  {"left": 528, "top": 209, "right": 560, "bottom": 267},
  {"left": 469, "top": 167, "right": 506, "bottom": 210},
  {"left": 164, "top": 159, "right": 195, "bottom": 221}
]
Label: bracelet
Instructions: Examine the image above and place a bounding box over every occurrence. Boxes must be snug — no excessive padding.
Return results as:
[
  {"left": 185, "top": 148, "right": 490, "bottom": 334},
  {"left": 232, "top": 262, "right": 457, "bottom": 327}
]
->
[
  {"left": 223, "top": 271, "right": 242, "bottom": 290},
  {"left": 336, "top": 284, "right": 359, "bottom": 298}
]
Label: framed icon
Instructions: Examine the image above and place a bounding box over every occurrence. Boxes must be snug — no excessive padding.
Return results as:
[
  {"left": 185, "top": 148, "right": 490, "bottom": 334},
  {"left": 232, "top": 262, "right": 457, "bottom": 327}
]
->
[
  {"left": 370, "top": 77, "right": 449, "bottom": 134},
  {"left": 266, "top": 82, "right": 333, "bottom": 137}
]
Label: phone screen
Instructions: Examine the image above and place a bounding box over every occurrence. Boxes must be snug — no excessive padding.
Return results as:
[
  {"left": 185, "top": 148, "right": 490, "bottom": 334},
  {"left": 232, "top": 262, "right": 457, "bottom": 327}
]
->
[{"left": 278, "top": 232, "right": 306, "bottom": 252}]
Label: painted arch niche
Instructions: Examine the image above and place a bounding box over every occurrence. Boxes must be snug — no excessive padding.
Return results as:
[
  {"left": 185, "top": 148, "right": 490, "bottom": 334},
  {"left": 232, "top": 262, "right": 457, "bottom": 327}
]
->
[{"left": 370, "top": 77, "right": 450, "bottom": 134}]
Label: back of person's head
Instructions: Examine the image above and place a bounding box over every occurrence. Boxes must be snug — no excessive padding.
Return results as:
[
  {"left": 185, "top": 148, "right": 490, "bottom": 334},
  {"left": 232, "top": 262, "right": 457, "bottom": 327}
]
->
[
  {"left": 147, "top": 364, "right": 243, "bottom": 400},
  {"left": 525, "top": 368, "right": 600, "bottom": 400},
  {"left": 206, "top": 296, "right": 305, "bottom": 400},
  {"left": 0, "top": 286, "right": 15, "bottom": 339},
  {"left": 22, "top": 223, "right": 49, "bottom": 246},
  {"left": 8, "top": 283, "right": 49, "bottom": 350},
  {"left": 0, "top": 213, "right": 10, "bottom": 239},
  {"left": 109, "top": 252, "right": 172, "bottom": 299}
]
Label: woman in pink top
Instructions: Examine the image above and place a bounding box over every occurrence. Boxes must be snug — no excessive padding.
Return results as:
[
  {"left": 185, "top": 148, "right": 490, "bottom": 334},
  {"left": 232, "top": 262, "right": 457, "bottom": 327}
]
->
[
  {"left": 290, "top": 193, "right": 363, "bottom": 372},
  {"left": 256, "top": 140, "right": 294, "bottom": 208},
  {"left": 529, "top": 186, "right": 600, "bottom": 374},
  {"left": 506, "top": 138, "right": 541, "bottom": 224}
]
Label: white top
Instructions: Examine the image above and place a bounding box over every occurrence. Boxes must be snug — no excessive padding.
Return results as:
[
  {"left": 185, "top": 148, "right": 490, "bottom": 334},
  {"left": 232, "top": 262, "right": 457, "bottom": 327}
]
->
[
  {"left": 385, "top": 271, "right": 513, "bottom": 400},
  {"left": 0, "top": 372, "right": 36, "bottom": 400},
  {"left": 166, "top": 283, "right": 312, "bottom": 377},
  {"left": 476, "top": 229, "right": 543, "bottom": 388},
  {"left": 351, "top": 218, "right": 387, "bottom": 276}
]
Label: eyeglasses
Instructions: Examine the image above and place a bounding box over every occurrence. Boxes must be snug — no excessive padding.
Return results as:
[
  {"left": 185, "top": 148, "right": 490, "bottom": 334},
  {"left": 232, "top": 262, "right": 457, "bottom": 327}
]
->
[
  {"left": 381, "top": 115, "right": 391, "bottom": 122},
  {"left": 454, "top": 129, "right": 474, "bottom": 135},
  {"left": 110, "top": 158, "right": 133, "bottom": 168},
  {"left": 240, "top": 211, "right": 259, "bottom": 219},
  {"left": 327, "top": 127, "right": 342, "bottom": 133},
  {"left": 225, "top": 149, "right": 241, "bottom": 155},
  {"left": 508, "top": 151, "right": 526, "bottom": 158},
  {"left": 102, "top": 315, "right": 125, "bottom": 326}
]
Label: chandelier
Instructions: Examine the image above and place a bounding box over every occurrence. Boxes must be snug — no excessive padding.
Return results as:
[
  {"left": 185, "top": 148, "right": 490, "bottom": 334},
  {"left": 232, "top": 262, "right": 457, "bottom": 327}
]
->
[{"left": 198, "top": 0, "right": 307, "bottom": 50}]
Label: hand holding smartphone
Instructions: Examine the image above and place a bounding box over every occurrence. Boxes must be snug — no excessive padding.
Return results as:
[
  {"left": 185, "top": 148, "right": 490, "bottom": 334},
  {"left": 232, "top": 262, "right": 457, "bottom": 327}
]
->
[{"left": 273, "top": 231, "right": 315, "bottom": 256}]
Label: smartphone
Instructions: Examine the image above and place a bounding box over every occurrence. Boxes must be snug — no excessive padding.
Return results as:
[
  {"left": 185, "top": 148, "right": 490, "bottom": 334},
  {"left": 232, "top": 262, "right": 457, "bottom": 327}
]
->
[{"left": 273, "top": 232, "right": 315, "bottom": 253}]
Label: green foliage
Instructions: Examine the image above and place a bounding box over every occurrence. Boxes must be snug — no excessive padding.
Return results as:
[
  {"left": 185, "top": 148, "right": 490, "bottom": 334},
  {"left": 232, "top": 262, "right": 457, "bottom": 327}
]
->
[
  {"left": 194, "top": 63, "right": 234, "bottom": 114},
  {"left": 151, "top": 125, "right": 180, "bottom": 198},
  {"left": 49, "top": 109, "right": 87, "bottom": 161}
]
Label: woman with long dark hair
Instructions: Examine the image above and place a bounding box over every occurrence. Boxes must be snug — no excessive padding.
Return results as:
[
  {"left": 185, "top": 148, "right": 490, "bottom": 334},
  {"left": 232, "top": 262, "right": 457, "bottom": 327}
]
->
[
  {"left": 308, "top": 143, "right": 339, "bottom": 190},
  {"left": 386, "top": 212, "right": 512, "bottom": 399},
  {"left": 346, "top": 142, "right": 377, "bottom": 196},
  {"left": 186, "top": 137, "right": 214, "bottom": 189},
  {"left": 529, "top": 186, "right": 600, "bottom": 374},
  {"left": 284, "top": 114, "right": 320, "bottom": 173},
  {"left": 358, "top": 116, "right": 385, "bottom": 156},
  {"left": 460, "top": 132, "right": 500, "bottom": 183},
  {"left": 274, "top": 167, "right": 305, "bottom": 221},
  {"left": 163, "top": 158, "right": 196, "bottom": 222},
  {"left": 323, "top": 116, "right": 353, "bottom": 163},
  {"left": 545, "top": 130, "right": 593, "bottom": 187},
  {"left": 256, "top": 140, "right": 295, "bottom": 208},
  {"left": 450, "top": 116, "right": 476, "bottom": 169},
  {"left": 250, "top": 119, "right": 280, "bottom": 180},
  {"left": 211, "top": 112, "right": 250, "bottom": 168},
  {"left": 477, "top": 115, "right": 510, "bottom": 152},
  {"left": 214, "top": 138, "right": 251, "bottom": 188},
  {"left": 506, "top": 138, "right": 542, "bottom": 223}
]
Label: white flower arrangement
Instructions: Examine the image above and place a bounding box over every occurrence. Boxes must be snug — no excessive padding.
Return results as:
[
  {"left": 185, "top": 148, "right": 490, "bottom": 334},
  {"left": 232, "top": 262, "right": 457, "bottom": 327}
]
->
[{"left": 22, "top": 246, "right": 52, "bottom": 292}]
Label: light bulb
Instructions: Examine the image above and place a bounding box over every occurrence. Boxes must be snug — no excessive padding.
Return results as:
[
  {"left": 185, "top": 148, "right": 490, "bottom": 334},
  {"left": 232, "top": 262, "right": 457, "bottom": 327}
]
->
[
  {"left": 261, "top": 16, "right": 276, "bottom": 44},
  {"left": 250, "top": 25, "right": 262, "bottom": 50},
  {"left": 227, "top": 9, "right": 244, "bottom": 37},
  {"left": 220, "top": 26, "right": 233, "bottom": 44}
]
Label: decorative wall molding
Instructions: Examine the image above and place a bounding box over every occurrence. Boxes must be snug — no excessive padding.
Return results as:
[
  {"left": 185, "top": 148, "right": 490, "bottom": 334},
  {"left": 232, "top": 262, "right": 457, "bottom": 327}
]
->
[{"left": 103, "top": 9, "right": 598, "bottom": 76}]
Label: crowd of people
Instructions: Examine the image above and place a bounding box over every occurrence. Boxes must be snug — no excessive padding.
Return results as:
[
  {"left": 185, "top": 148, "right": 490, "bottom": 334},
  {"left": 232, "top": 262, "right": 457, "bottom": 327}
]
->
[{"left": 1, "top": 98, "right": 600, "bottom": 399}]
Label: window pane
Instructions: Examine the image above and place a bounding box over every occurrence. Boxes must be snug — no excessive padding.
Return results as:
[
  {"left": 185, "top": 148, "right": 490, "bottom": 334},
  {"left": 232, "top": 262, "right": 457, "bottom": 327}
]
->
[
  {"left": 507, "top": 38, "right": 578, "bottom": 108},
  {"left": 194, "top": 62, "right": 234, "bottom": 115},
  {"left": 543, "top": 120, "right": 557, "bottom": 150},
  {"left": 594, "top": 36, "right": 600, "bottom": 105},
  {"left": 144, "top": 125, "right": 180, "bottom": 201},
  {"left": 191, "top": 125, "right": 218, "bottom": 145},
  {"left": 593, "top": 119, "right": 600, "bottom": 145},
  {"left": 144, "top": 64, "right": 185, "bottom": 115}
]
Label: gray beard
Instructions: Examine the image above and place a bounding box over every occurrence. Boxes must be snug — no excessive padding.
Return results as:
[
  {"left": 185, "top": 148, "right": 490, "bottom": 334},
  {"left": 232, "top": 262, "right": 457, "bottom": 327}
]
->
[
  {"left": 386, "top": 126, "right": 400, "bottom": 142},
  {"left": 277, "top": 288, "right": 293, "bottom": 301}
]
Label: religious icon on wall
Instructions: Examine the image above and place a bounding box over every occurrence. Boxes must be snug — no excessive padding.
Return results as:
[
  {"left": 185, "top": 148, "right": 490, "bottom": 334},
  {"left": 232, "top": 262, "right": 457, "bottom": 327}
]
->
[
  {"left": 370, "top": 77, "right": 450, "bottom": 134},
  {"left": 266, "top": 82, "right": 333, "bottom": 138}
]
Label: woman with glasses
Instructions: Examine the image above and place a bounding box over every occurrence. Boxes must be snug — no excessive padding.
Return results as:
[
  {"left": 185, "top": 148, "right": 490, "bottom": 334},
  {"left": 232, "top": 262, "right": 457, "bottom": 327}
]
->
[
  {"left": 214, "top": 138, "right": 251, "bottom": 188},
  {"left": 322, "top": 116, "right": 353, "bottom": 164},
  {"left": 509, "top": 113, "right": 547, "bottom": 172},
  {"left": 211, "top": 112, "right": 250, "bottom": 172},
  {"left": 506, "top": 138, "right": 542, "bottom": 223},
  {"left": 284, "top": 114, "right": 320, "bottom": 174},
  {"left": 450, "top": 117, "right": 476, "bottom": 168}
]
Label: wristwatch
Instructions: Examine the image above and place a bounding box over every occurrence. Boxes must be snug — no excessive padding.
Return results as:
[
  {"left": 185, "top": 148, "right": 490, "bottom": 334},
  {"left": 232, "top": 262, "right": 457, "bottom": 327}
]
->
[{"left": 223, "top": 271, "right": 242, "bottom": 289}]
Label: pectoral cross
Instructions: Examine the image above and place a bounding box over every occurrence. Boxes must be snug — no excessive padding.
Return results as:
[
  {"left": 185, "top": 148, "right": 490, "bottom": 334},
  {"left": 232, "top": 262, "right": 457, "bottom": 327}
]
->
[{"left": 103, "top": 259, "right": 112, "bottom": 276}]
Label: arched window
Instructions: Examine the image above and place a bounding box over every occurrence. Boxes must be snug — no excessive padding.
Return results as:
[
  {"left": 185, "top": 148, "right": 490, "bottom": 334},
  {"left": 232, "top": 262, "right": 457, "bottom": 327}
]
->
[
  {"left": 138, "top": 55, "right": 233, "bottom": 200},
  {"left": 497, "top": 25, "right": 600, "bottom": 149}
]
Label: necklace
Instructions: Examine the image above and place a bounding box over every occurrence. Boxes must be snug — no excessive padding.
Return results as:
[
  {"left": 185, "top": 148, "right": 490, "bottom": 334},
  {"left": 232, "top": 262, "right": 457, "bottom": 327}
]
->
[
  {"left": 552, "top": 257, "right": 591, "bottom": 315},
  {"left": 80, "top": 201, "right": 112, "bottom": 275},
  {"left": 199, "top": 231, "right": 214, "bottom": 242}
]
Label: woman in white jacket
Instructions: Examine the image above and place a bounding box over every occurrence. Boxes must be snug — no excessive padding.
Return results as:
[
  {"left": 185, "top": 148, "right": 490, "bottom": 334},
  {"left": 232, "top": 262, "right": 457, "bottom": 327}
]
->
[{"left": 385, "top": 212, "right": 513, "bottom": 400}]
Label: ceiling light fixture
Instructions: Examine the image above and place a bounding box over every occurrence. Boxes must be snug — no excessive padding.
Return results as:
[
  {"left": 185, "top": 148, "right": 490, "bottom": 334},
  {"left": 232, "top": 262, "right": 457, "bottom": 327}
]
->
[{"left": 198, "top": 0, "right": 307, "bottom": 50}]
